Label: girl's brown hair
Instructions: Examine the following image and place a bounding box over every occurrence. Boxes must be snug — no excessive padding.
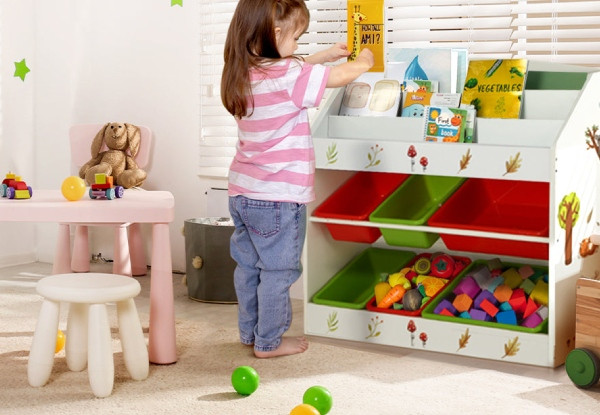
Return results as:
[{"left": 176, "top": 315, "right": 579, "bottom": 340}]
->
[{"left": 221, "top": 0, "right": 310, "bottom": 118}]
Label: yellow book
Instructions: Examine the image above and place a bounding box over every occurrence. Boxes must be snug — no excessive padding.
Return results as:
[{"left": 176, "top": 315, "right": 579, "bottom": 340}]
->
[
  {"left": 347, "top": 0, "right": 385, "bottom": 72},
  {"left": 461, "top": 59, "right": 528, "bottom": 119}
]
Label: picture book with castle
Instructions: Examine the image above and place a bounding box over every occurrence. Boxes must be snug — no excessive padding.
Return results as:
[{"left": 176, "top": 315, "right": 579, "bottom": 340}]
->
[
  {"left": 461, "top": 59, "right": 529, "bottom": 119},
  {"left": 347, "top": 0, "right": 385, "bottom": 72}
]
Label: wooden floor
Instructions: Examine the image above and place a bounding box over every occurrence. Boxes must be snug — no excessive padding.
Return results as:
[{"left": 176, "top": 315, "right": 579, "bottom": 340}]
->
[{"left": 0, "top": 261, "right": 575, "bottom": 386}]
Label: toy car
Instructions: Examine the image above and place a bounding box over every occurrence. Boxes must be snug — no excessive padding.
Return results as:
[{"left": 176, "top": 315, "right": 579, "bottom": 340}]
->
[
  {"left": 89, "top": 173, "right": 124, "bottom": 200},
  {"left": 1, "top": 172, "right": 32, "bottom": 199},
  {"left": 566, "top": 277, "right": 600, "bottom": 388}
]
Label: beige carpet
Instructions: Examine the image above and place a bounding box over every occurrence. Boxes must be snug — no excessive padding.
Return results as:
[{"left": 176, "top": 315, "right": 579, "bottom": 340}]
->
[{"left": 2, "top": 279, "right": 600, "bottom": 414}]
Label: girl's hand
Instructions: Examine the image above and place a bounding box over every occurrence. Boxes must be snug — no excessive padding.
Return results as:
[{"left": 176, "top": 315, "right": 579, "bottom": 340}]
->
[{"left": 325, "top": 43, "right": 351, "bottom": 62}]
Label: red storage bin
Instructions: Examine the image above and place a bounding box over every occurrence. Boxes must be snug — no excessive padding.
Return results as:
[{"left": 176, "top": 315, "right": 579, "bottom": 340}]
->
[
  {"left": 427, "top": 178, "right": 549, "bottom": 259},
  {"left": 366, "top": 253, "right": 472, "bottom": 316},
  {"left": 313, "top": 171, "right": 409, "bottom": 243}
]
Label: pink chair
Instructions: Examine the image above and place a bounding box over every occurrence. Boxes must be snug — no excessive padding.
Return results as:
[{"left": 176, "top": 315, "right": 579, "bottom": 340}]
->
[{"left": 57, "top": 124, "right": 153, "bottom": 277}]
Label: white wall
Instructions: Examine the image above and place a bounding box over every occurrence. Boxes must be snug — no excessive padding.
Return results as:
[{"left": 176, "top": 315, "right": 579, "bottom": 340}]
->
[{"left": 0, "top": 0, "right": 227, "bottom": 273}]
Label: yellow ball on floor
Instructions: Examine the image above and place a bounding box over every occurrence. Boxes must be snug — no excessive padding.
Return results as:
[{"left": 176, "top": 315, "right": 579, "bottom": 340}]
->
[
  {"left": 61, "top": 176, "right": 86, "bottom": 201},
  {"left": 290, "top": 404, "right": 320, "bottom": 415},
  {"left": 55, "top": 329, "right": 66, "bottom": 353}
]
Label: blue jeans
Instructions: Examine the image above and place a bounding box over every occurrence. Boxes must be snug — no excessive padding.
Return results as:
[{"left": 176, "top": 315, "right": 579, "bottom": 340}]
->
[{"left": 229, "top": 196, "right": 306, "bottom": 352}]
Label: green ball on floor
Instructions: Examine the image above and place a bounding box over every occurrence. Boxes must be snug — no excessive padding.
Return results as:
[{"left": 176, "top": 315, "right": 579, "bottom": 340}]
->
[{"left": 231, "top": 366, "right": 260, "bottom": 395}]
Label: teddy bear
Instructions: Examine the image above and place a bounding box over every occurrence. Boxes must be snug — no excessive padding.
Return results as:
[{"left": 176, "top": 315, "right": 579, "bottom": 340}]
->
[{"left": 79, "top": 122, "right": 147, "bottom": 189}]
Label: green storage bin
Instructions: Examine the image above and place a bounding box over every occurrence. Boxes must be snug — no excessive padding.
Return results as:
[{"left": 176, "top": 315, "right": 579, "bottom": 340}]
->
[
  {"left": 369, "top": 175, "right": 465, "bottom": 248},
  {"left": 311, "top": 248, "right": 415, "bottom": 309},
  {"left": 422, "top": 260, "right": 549, "bottom": 333}
]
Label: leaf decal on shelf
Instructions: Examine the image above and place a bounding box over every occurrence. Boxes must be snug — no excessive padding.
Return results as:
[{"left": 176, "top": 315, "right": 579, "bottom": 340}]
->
[
  {"left": 502, "top": 336, "right": 520, "bottom": 358},
  {"left": 365, "top": 144, "right": 383, "bottom": 169},
  {"left": 457, "top": 328, "right": 470, "bottom": 352},
  {"left": 457, "top": 149, "right": 472, "bottom": 174},
  {"left": 326, "top": 311, "right": 338, "bottom": 333},
  {"left": 503, "top": 152, "right": 522, "bottom": 175},
  {"left": 326, "top": 143, "right": 338, "bottom": 165},
  {"left": 365, "top": 316, "right": 383, "bottom": 339}
]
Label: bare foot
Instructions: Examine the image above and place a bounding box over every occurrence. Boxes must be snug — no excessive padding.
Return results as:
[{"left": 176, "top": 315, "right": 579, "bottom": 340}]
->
[{"left": 254, "top": 336, "right": 308, "bottom": 358}]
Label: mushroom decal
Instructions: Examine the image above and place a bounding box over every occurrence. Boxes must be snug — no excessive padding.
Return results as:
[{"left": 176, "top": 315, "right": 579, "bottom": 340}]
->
[
  {"left": 407, "top": 145, "right": 417, "bottom": 171},
  {"left": 407, "top": 320, "right": 417, "bottom": 346},
  {"left": 420, "top": 156, "right": 429, "bottom": 172}
]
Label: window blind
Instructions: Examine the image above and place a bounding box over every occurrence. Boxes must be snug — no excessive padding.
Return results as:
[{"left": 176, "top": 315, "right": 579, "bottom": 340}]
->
[{"left": 199, "top": 0, "right": 600, "bottom": 178}]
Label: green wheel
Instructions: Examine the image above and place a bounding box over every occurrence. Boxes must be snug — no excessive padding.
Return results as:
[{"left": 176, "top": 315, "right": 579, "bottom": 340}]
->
[{"left": 566, "top": 348, "right": 600, "bottom": 389}]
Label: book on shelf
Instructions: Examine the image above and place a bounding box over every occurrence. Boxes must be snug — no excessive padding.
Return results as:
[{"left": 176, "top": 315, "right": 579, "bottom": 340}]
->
[
  {"left": 460, "top": 58, "right": 529, "bottom": 119},
  {"left": 403, "top": 79, "right": 438, "bottom": 93},
  {"left": 422, "top": 106, "right": 469, "bottom": 143},
  {"left": 347, "top": 0, "right": 385, "bottom": 72},
  {"left": 339, "top": 73, "right": 402, "bottom": 117},
  {"left": 459, "top": 104, "right": 477, "bottom": 143},
  {"left": 400, "top": 92, "right": 462, "bottom": 118},
  {"left": 388, "top": 47, "right": 468, "bottom": 93}
]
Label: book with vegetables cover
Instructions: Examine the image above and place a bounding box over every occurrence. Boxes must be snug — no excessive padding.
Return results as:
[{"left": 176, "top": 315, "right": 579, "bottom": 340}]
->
[
  {"left": 422, "top": 106, "right": 469, "bottom": 143},
  {"left": 461, "top": 59, "right": 528, "bottom": 119}
]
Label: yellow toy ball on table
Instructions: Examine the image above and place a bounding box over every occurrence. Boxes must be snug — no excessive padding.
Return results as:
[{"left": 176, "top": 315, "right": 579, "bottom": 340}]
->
[{"left": 61, "top": 176, "right": 86, "bottom": 201}]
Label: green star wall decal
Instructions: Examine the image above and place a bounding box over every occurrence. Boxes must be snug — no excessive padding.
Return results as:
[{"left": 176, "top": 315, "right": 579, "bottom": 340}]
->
[
  {"left": 171, "top": 0, "right": 182, "bottom": 6},
  {"left": 14, "top": 59, "right": 30, "bottom": 81}
]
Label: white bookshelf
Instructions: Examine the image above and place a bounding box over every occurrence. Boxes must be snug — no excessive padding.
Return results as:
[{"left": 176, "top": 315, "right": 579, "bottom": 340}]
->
[{"left": 304, "top": 61, "right": 600, "bottom": 367}]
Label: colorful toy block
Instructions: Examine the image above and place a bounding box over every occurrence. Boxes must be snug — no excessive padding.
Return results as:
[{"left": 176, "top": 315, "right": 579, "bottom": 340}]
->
[
  {"left": 474, "top": 289, "right": 497, "bottom": 309},
  {"left": 434, "top": 299, "right": 457, "bottom": 316},
  {"left": 458, "top": 311, "right": 472, "bottom": 319},
  {"left": 501, "top": 268, "right": 523, "bottom": 289},
  {"left": 523, "top": 297, "right": 539, "bottom": 319},
  {"left": 536, "top": 305, "right": 549, "bottom": 320},
  {"left": 486, "top": 257, "right": 503, "bottom": 271},
  {"left": 453, "top": 275, "right": 481, "bottom": 298},
  {"left": 493, "top": 284, "right": 513, "bottom": 303},
  {"left": 518, "top": 264, "right": 534, "bottom": 279},
  {"left": 440, "top": 308, "right": 455, "bottom": 317},
  {"left": 453, "top": 293, "right": 473, "bottom": 312},
  {"left": 480, "top": 298, "right": 499, "bottom": 317},
  {"left": 522, "top": 311, "right": 543, "bottom": 328},
  {"left": 519, "top": 278, "right": 536, "bottom": 295},
  {"left": 470, "top": 308, "right": 491, "bottom": 321},
  {"left": 499, "top": 302, "right": 512, "bottom": 311},
  {"left": 508, "top": 288, "right": 527, "bottom": 315},
  {"left": 530, "top": 280, "right": 549, "bottom": 306},
  {"left": 485, "top": 276, "right": 505, "bottom": 293},
  {"left": 468, "top": 264, "right": 493, "bottom": 288},
  {"left": 496, "top": 310, "right": 517, "bottom": 325}
]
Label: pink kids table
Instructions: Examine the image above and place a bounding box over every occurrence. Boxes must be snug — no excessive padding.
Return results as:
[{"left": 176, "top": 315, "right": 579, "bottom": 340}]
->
[{"left": 0, "top": 189, "right": 177, "bottom": 364}]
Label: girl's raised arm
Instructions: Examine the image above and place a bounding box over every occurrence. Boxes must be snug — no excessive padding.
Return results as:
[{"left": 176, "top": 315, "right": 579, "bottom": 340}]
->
[{"left": 326, "top": 49, "right": 374, "bottom": 88}]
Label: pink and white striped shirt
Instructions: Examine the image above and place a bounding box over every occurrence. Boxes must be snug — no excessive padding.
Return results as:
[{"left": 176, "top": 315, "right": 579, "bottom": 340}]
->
[{"left": 228, "top": 58, "right": 330, "bottom": 204}]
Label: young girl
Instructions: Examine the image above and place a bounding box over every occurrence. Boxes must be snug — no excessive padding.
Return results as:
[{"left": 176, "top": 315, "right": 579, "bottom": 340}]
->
[{"left": 221, "top": 0, "right": 374, "bottom": 358}]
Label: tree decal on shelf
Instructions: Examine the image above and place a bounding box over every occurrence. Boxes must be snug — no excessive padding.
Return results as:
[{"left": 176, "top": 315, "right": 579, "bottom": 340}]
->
[
  {"left": 325, "top": 143, "right": 338, "bottom": 165},
  {"left": 585, "top": 124, "right": 600, "bottom": 158},
  {"left": 558, "top": 192, "right": 580, "bottom": 265},
  {"left": 503, "top": 152, "right": 522, "bottom": 175}
]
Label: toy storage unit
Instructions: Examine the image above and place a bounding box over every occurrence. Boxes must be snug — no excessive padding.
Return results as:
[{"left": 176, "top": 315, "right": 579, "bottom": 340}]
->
[{"left": 304, "top": 61, "right": 600, "bottom": 367}]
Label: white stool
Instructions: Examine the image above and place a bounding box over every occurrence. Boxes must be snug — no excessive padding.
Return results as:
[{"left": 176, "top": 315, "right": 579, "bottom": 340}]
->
[{"left": 28, "top": 273, "right": 149, "bottom": 398}]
